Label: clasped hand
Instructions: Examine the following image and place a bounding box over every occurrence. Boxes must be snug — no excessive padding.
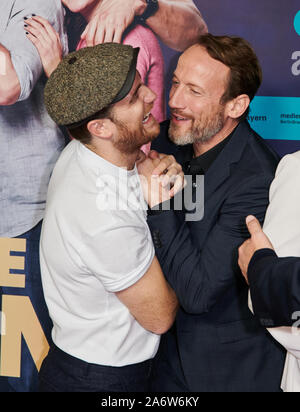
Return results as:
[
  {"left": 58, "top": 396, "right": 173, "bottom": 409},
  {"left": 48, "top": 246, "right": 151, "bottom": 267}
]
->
[{"left": 137, "top": 150, "right": 186, "bottom": 209}]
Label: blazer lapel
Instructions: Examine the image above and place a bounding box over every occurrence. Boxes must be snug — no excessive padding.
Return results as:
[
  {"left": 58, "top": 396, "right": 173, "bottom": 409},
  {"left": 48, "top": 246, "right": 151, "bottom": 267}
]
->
[{"left": 204, "top": 121, "right": 250, "bottom": 200}]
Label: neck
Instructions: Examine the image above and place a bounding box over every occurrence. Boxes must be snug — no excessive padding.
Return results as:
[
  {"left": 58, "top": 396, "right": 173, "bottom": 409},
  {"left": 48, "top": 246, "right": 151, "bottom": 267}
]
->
[
  {"left": 85, "top": 143, "right": 139, "bottom": 171},
  {"left": 80, "top": 0, "right": 102, "bottom": 22},
  {"left": 193, "top": 120, "right": 238, "bottom": 157}
]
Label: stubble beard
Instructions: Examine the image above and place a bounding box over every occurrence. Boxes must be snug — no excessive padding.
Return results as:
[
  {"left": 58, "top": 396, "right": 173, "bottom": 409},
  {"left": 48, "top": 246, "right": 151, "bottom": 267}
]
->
[
  {"left": 169, "top": 108, "right": 225, "bottom": 146},
  {"left": 112, "top": 118, "right": 159, "bottom": 155}
]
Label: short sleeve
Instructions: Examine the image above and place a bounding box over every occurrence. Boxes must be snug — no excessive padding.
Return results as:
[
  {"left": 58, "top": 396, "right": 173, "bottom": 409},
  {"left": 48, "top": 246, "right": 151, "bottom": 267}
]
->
[
  {"left": 0, "top": 0, "right": 67, "bottom": 101},
  {"left": 81, "top": 211, "right": 155, "bottom": 293}
]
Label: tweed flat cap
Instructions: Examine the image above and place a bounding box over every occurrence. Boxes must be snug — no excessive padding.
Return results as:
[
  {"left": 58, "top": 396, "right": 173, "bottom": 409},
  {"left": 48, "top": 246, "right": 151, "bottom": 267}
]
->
[{"left": 44, "top": 43, "right": 139, "bottom": 127}]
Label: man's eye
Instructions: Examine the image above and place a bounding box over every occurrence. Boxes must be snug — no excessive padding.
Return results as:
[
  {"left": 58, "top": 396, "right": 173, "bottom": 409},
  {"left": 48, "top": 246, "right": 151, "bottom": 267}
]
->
[{"left": 191, "top": 89, "right": 201, "bottom": 95}]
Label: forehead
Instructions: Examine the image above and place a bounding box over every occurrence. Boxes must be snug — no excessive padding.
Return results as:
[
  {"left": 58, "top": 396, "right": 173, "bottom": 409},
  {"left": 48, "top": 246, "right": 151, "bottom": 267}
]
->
[{"left": 175, "top": 45, "right": 230, "bottom": 94}]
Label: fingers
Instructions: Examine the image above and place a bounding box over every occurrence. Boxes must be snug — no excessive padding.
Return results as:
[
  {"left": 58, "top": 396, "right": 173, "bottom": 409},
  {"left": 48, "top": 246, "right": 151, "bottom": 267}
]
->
[
  {"left": 149, "top": 154, "right": 184, "bottom": 196},
  {"left": 152, "top": 155, "right": 178, "bottom": 177},
  {"left": 148, "top": 150, "right": 160, "bottom": 160},
  {"left": 30, "top": 16, "right": 59, "bottom": 40},
  {"left": 160, "top": 165, "right": 182, "bottom": 187},
  {"left": 112, "top": 25, "right": 124, "bottom": 43},
  {"left": 81, "top": 0, "right": 136, "bottom": 46},
  {"left": 136, "top": 150, "right": 146, "bottom": 165},
  {"left": 23, "top": 15, "right": 62, "bottom": 78},
  {"left": 89, "top": 24, "right": 124, "bottom": 45},
  {"left": 24, "top": 17, "right": 48, "bottom": 44},
  {"left": 82, "top": 18, "right": 98, "bottom": 47},
  {"left": 24, "top": 16, "right": 59, "bottom": 46},
  {"left": 94, "top": 23, "right": 106, "bottom": 45},
  {"left": 102, "top": 25, "right": 115, "bottom": 44},
  {"left": 238, "top": 241, "right": 250, "bottom": 284},
  {"left": 245, "top": 215, "right": 263, "bottom": 236},
  {"left": 169, "top": 173, "right": 186, "bottom": 198},
  {"left": 82, "top": 16, "right": 124, "bottom": 46}
]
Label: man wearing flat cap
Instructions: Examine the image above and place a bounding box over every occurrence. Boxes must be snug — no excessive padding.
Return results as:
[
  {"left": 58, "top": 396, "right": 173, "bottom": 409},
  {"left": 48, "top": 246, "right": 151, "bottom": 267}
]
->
[{"left": 39, "top": 43, "right": 182, "bottom": 392}]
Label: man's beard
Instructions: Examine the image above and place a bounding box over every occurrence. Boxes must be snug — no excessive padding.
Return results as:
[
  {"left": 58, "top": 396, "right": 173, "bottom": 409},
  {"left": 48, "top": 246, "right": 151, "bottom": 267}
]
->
[
  {"left": 169, "top": 107, "right": 225, "bottom": 146},
  {"left": 112, "top": 117, "right": 159, "bottom": 155}
]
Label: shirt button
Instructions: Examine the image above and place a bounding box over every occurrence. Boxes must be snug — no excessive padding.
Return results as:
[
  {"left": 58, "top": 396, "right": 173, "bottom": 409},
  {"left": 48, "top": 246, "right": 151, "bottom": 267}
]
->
[{"left": 192, "top": 182, "right": 197, "bottom": 188}]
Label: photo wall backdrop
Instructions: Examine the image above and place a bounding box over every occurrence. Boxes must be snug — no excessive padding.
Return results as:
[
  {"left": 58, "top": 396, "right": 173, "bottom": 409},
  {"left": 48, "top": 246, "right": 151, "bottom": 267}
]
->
[{"left": 162, "top": 0, "right": 300, "bottom": 157}]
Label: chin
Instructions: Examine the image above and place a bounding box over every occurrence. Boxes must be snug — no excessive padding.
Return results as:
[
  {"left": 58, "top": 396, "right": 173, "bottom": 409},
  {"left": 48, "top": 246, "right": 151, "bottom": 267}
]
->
[
  {"left": 150, "top": 120, "right": 160, "bottom": 136},
  {"left": 169, "top": 126, "right": 194, "bottom": 146}
]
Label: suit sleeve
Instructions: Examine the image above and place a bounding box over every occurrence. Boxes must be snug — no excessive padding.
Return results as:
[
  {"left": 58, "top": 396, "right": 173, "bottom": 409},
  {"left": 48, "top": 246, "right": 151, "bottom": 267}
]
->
[
  {"left": 248, "top": 250, "right": 300, "bottom": 327},
  {"left": 248, "top": 154, "right": 300, "bottom": 326},
  {"left": 147, "top": 174, "right": 271, "bottom": 314}
]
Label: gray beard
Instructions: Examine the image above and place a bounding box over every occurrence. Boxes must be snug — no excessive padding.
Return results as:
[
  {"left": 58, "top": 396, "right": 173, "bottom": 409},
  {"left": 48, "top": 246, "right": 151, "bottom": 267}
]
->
[{"left": 169, "top": 111, "right": 225, "bottom": 146}]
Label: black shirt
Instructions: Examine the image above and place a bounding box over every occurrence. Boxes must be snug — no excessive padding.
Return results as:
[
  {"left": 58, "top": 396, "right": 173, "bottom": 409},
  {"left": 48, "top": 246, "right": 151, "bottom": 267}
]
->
[
  {"left": 148, "top": 127, "right": 235, "bottom": 215},
  {"left": 183, "top": 129, "right": 235, "bottom": 176}
]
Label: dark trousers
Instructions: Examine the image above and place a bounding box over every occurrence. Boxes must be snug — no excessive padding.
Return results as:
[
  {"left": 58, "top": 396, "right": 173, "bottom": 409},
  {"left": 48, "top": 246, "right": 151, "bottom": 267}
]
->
[{"left": 39, "top": 345, "right": 153, "bottom": 392}]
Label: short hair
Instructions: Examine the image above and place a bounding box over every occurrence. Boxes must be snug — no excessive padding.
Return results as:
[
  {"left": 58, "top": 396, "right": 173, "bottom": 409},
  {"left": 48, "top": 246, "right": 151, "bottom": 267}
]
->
[
  {"left": 197, "top": 34, "right": 262, "bottom": 121},
  {"left": 67, "top": 105, "right": 113, "bottom": 144}
]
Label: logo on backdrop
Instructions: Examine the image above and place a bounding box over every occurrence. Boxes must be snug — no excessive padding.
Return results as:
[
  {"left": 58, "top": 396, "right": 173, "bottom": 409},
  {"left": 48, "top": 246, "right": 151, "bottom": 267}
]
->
[
  {"left": 292, "top": 10, "right": 300, "bottom": 76},
  {"left": 294, "top": 10, "right": 300, "bottom": 35}
]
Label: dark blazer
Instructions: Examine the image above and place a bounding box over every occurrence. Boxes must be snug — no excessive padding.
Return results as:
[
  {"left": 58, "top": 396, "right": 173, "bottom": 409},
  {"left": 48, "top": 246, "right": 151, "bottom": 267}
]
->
[
  {"left": 249, "top": 249, "right": 300, "bottom": 328},
  {"left": 148, "top": 120, "right": 286, "bottom": 392}
]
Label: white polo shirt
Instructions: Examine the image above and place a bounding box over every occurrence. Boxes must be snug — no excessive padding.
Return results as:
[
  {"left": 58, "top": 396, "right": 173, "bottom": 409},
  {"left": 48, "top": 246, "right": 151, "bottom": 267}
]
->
[{"left": 40, "top": 140, "right": 159, "bottom": 366}]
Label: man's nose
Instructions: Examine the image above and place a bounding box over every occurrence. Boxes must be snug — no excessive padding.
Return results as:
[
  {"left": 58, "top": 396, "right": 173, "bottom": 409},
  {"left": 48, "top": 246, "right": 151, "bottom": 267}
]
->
[
  {"left": 141, "top": 85, "right": 157, "bottom": 104},
  {"left": 169, "top": 85, "right": 185, "bottom": 110}
]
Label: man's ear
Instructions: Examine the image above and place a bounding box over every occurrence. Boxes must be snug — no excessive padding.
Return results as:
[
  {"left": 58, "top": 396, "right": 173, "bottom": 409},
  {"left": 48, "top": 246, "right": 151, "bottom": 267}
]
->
[
  {"left": 226, "top": 94, "right": 250, "bottom": 120},
  {"left": 87, "top": 118, "right": 114, "bottom": 139}
]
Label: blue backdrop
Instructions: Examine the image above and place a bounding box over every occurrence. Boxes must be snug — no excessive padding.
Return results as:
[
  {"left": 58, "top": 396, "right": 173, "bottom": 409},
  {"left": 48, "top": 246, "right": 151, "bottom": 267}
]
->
[{"left": 161, "top": 0, "right": 300, "bottom": 157}]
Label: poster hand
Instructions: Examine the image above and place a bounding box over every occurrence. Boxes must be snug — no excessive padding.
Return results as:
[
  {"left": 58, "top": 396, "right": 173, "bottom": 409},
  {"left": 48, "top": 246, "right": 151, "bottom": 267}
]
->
[
  {"left": 81, "top": 0, "right": 147, "bottom": 46},
  {"left": 24, "top": 16, "right": 62, "bottom": 78}
]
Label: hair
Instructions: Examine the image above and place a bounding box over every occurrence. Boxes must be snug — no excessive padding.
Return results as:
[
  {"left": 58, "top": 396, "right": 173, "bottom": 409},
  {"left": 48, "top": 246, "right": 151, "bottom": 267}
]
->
[
  {"left": 67, "top": 105, "right": 114, "bottom": 145},
  {"left": 197, "top": 34, "right": 262, "bottom": 121}
]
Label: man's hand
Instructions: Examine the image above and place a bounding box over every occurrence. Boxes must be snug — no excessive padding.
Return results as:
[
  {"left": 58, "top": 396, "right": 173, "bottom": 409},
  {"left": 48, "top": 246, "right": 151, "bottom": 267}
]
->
[
  {"left": 81, "top": 0, "right": 146, "bottom": 46},
  {"left": 149, "top": 150, "right": 185, "bottom": 197},
  {"left": 238, "top": 215, "right": 274, "bottom": 284},
  {"left": 137, "top": 151, "right": 185, "bottom": 208}
]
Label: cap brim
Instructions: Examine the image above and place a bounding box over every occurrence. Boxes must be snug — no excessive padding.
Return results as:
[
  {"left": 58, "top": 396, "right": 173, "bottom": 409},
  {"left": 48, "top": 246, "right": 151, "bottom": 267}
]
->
[{"left": 111, "top": 47, "right": 140, "bottom": 104}]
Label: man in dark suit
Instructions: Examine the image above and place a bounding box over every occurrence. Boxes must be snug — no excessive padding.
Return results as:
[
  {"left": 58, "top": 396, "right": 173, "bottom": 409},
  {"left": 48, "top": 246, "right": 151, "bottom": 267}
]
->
[{"left": 138, "top": 34, "right": 286, "bottom": 392}]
